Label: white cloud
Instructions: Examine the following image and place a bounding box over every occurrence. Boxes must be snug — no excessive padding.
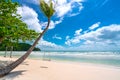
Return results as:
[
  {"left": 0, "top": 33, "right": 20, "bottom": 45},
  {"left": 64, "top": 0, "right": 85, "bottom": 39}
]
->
[
  {"left": 27, "top": 38, "right": 64, "bottom": 51},
  {"left": 37, "top": 38, "right": 63, "bottom": 50},
  {"left": 55, "top": 3, "right": 71, "bottom": 17},
  {"left": 55, "top": 17, "right": 63, "bottom": 24},
  {"left": 75, "top": 28, "right": 82, "bottom": 36},
  {"left": 89, "top": 22, "right": 101, "bottom": 30},
  {"left": 41, "top": 18, "right": 63, "bottom": 29},
  {"left": 41, "top": 21, "right": 55, "bottom": 30},
  {"left": 66, "top": 36, "right": 70, "bottom": 40},
  {"left": 65, "top": 37, "right": 80, "bottom": 45},
  {"left": 53, "top": 34, "right": 62, "bottom": 40},
  {"left": 17, "top": 6, "right": 42, "bottom": 32},
  {"left": 55, "top": 0, "right": 84, "bottom": 17},
  {"left": 65, "top": 24, "right": 120, "bottom": 50},
  {"left": 69, "top": 13, "right": 80, "bottom": 17},
  {"left": 49, "top": 18, "right": 63, "bottom": 29}
]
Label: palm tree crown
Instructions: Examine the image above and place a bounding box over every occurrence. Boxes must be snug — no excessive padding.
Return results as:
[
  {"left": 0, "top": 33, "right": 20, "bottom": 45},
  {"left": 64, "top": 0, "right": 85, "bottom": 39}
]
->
[{"left": 40, "top": 0, "right": 55, "bottom": 18}]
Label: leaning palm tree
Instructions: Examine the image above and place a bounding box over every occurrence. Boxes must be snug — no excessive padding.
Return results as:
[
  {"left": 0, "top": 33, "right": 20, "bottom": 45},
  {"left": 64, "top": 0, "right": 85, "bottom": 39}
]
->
[{"left": 0, "top": 0, "right": 55, "bottom": 77}]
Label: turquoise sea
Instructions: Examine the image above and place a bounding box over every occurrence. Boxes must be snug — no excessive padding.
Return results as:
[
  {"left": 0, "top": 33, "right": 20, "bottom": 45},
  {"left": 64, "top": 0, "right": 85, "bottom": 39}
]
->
[{"left": 0, "top": 51, "right": 120, "bottom": 67}]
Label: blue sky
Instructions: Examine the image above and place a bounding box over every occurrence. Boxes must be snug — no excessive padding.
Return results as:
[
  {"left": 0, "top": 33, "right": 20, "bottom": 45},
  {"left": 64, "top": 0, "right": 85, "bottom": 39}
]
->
[{"left": 14, "top": 0, "right": 120, "bottom": 51}]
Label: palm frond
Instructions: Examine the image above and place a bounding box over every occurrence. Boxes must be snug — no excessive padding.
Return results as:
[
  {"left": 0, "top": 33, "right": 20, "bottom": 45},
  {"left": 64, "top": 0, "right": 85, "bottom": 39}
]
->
[{"left": 40, "top": 0, "right": 55, "bottom": 18}]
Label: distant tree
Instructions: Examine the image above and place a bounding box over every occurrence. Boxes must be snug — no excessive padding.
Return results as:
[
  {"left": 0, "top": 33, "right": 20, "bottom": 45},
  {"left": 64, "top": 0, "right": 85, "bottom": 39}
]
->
[
  {"left": 0, "top": 0, "right": 55, "bottom": 77},
  {"left": 0, "top": 43, "right": 41, "bottom": 51}
]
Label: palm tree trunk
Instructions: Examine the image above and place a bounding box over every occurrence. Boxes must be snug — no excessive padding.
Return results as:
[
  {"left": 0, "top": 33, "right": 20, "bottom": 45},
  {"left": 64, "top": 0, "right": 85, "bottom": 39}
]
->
[
  {"left": 10, "top": 46, "right": 13, "bottom": 58},
  {"left": 0, "top": 18, "right": 50, "bottom": 77},
  {"left": 0, "top": 38, "right": 3, "bottom": 43},
  {"left": 4, "top": 46, "right": 7, "bottom": 57}
]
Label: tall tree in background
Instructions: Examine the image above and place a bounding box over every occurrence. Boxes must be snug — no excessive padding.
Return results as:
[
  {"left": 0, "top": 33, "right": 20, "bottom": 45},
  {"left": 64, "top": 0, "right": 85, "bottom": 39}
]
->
[{"left": 0, "top": 0, "right": 55, "bottom": 77}]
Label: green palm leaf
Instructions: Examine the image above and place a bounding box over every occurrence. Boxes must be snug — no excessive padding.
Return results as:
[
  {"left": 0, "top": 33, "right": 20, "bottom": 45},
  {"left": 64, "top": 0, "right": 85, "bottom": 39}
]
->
[{"left": 40, "top": 0, "right": 55, "bottom": 18}]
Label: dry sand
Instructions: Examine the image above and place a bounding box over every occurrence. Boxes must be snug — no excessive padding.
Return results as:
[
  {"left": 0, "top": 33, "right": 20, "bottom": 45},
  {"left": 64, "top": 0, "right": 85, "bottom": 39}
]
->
[{"left": 0, "top": 56, "right": 120, "bottom": 80}]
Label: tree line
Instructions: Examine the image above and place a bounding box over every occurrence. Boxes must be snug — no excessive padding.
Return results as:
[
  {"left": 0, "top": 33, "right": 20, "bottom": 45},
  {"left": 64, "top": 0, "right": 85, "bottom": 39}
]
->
[{"left": 0, "top": 43, "right": 41, "bottom": 51}]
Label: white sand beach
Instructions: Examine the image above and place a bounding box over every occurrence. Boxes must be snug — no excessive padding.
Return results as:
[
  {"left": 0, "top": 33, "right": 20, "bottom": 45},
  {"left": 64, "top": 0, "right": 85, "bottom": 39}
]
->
[{"left": 0, "top": 56, "right": 120, "bottom": 80}]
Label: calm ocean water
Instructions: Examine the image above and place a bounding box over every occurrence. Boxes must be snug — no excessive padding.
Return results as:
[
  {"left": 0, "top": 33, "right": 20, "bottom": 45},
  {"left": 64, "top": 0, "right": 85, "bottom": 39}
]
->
[{"left": 0, "top": 51, "right": 120, "bottom": 67}]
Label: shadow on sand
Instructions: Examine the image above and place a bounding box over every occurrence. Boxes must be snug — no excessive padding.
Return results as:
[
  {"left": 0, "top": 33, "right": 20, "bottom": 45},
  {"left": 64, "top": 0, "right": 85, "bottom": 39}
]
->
[
  {"left": 0, "top": 70, "right": 27, "bottom": 80},
  {"left": 21, "top": 61, "right": 29, "bottom": 66}
]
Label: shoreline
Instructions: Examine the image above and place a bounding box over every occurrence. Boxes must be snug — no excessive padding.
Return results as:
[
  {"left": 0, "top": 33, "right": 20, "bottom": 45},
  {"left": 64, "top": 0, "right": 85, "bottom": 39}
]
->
[
  {"left": 0, "top": 51, "right": 120, "bottom": 67},
  {"left": 0, "top": 56, "right": 120, "bottom": 80},
  {"left": 0, "top": 56, "right": 120, "bottom": 69}
]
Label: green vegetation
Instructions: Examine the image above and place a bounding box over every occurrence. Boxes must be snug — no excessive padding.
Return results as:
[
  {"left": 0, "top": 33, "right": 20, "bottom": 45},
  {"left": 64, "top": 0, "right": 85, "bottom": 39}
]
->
[
  {"left": 0, "top": 43, "right": 40, "bottom": 51},
  {"left": 0, "top": 0, "right": 39, "bottom": 47}
]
